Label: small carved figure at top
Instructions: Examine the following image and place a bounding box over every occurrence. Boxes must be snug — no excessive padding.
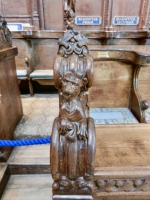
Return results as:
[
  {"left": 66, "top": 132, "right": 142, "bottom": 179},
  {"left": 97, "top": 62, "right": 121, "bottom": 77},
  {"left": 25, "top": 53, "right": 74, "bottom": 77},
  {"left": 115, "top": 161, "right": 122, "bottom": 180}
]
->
[
  {"left": 0, "top": 15, "right": 12, "bottom": 48},
  {"left": 64, "top": 0, "right": 76, "bottom": 30}
]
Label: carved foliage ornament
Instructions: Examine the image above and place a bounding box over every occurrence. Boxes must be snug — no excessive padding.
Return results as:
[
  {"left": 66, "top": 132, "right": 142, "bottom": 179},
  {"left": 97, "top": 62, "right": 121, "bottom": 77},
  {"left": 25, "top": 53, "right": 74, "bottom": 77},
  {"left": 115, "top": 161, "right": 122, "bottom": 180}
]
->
[
  {"left": 0, "top": 16, "right": 12, "bottom": 48},
  {"left": 95, "top": 179, "right": 150, "bottom": 193},
  {"left": 50, "top": 29, "right": 95, "bottom": 195}
]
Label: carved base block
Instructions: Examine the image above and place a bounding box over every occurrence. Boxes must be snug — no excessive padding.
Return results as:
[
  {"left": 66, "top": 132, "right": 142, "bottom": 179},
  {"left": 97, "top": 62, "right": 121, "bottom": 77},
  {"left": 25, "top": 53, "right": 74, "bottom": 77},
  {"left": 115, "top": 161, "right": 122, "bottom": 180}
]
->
[{"left": 53, "top": 195, "right": 93, "bottom": 200}]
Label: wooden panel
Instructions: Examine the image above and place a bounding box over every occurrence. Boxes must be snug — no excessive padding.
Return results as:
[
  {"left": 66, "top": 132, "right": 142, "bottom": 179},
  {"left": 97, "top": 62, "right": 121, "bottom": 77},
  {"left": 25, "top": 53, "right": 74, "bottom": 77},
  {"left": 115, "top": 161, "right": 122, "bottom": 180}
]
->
[
  {"left": 3, "top": 0, "right": 32, "bottom": 24},
  {"left": 94, "top": 195, "right": 150, "bottom": 200},
  {"left": 95, "top": 124, "right": 150, "bottom": 168},
  {"left": 75, "top": 0, "right": 104, "bottom": 31},
  {"left": 8, "top": 145, "right": 49, "bottom": 165},
  {"left": 13, "top": 39, "right": 30, "bottom": 70},
  {"left": 112, "top": 0, "right": 142, "bottom": 31},
  {"left": 88, "top": 61, "right": 133, "bottom": 108},
  {"left": 32, "top": 39, "right": 58, "bottom": 70},
  {"left": 0, "top": 48, "right": 23, "bottom": 161},
  {"left": 4, "top": 0, "right": 31, "bottom": 15},
  {"left": 139, "top": 66, "right": 150, "bottom": 106},
  {"left": 0, "top": 164, "right": 10, "bottom": 199},
  {"left": 1, "top": 174, "right": 53, "bottom": 200},
  {"left": 43, "top": 0, "right": 64, "bottom": 30},
  {"left": 8, "top": 145, "right": 50, "bottom": 174}
]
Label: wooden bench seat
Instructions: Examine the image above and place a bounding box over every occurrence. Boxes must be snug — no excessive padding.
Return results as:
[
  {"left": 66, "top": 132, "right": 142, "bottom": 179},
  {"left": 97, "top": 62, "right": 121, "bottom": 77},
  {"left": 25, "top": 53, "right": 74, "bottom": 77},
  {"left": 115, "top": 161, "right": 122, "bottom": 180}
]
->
[
  {"left": 16, "top": 70, "right": 27, "bottom": 78},
  {"left": 16, "top": 62, "right": 54, "bottom": 96},
  {"left": 29, "top": 69, "right": 54, "bottom": 95},
  {"left": 29, "top": 70, "right": 54, "bottom": 79},
  {"left": 93, "top": 124, "right": 150, "bottom": 199},
  {"left": 85, "top": 47, "right": 150, "bottom": 198}
]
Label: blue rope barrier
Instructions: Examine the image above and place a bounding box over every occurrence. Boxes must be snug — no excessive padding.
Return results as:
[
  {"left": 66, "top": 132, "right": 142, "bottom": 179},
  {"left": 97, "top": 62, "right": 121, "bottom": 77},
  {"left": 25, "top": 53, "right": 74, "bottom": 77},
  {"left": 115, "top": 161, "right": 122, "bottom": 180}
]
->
[{"left": 0, "top": 137, "right": 51, "bottom": 147}]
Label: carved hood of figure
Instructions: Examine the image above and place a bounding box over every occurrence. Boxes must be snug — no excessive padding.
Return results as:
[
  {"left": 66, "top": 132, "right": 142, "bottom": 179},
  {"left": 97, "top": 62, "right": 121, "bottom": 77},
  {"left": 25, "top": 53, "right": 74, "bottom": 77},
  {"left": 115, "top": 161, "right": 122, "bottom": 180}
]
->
[{"left": 54, "top": 30, "right": 94, "bottom": 90}]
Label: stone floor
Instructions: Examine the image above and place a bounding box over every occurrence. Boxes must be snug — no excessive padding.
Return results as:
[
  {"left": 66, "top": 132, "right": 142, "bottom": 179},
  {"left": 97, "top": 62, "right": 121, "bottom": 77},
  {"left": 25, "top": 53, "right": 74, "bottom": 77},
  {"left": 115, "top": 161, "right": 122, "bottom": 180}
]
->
[
  {"left": 14, "top": 94, "right": 59, "bottom": 140},
  {"left": 14, "top": 93, "right": 150, "bottom": 140}
]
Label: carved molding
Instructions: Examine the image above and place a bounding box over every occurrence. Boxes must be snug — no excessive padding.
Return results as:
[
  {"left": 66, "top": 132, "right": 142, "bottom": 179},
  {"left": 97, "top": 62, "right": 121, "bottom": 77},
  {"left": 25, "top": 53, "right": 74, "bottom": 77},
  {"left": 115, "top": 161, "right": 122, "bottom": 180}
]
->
[
  {"left": 105, "top": 0, "right": 114, "bottom": 31},
  {"left": 95, "top": 179, "right": 150, "bottom": 193},
  {"left": 138, "top": 0, "right": 149, "bottom": 30},
  {"left": 103, "top": 0, "right": 108, "bottom": 29},
  {"left": 91, "top": 50, "right": 150, "bottom": 66},
  {"left": 146, "top": 0, "right": 150, "bottom": 29},
  {"left": 10, "top": 30, "right": 150, "bottom": 39},
  {"left": 0, "top": 47, "right": 17, "bottom": 61}
]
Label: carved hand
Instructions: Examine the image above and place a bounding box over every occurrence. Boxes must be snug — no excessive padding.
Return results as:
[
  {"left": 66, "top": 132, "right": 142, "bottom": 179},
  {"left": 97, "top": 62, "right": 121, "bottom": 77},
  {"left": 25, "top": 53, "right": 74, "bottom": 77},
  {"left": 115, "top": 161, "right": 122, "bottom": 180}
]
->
[
  {"left": 59, "top": 117, "right": 77, "bottom": 142},
  {"left": 77, "top": 119, "right": 88, "bottom": 140}
]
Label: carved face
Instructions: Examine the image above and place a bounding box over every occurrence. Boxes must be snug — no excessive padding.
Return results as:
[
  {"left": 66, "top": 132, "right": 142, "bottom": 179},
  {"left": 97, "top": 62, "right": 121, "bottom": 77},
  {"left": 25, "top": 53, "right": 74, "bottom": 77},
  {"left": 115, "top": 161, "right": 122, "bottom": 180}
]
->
[{"left": 60, "top": 73, "right": 82, "bottom": 100}]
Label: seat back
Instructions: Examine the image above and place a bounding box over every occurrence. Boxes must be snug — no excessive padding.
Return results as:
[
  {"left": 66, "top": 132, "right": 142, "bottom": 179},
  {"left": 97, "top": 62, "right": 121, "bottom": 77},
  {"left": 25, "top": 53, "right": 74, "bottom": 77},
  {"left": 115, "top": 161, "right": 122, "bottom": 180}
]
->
[{"left": 88, "top": 60, "right": 134, "bottom": 108}]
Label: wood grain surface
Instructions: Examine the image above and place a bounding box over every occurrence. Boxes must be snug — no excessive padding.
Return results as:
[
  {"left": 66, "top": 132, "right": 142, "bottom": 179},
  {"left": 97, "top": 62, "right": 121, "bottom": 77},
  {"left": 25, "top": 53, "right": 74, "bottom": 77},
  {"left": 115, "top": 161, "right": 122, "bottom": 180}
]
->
[
  {"left": 0, "top": 47, "right": 23, "bottom": 161},
  {"left": 8, "top": 145, "right": 50, "bottom": 174},
  {"left": 88, "top": 61, "right": 133, "bottom": 108},
  {"left": 95, "top": 124, "right": 150, "bottom": 168},
  {"left": 32, "top": 39, "right": 58, "bottom": 70},
  {"left": 0, "top": 164, "right": 10, "bottom": 198},
  {"left": 13, "top": 39, "right": 30, "bottom": 70},
  {"left": 1, "top": 174, "right": 53, "bottom": 200}
]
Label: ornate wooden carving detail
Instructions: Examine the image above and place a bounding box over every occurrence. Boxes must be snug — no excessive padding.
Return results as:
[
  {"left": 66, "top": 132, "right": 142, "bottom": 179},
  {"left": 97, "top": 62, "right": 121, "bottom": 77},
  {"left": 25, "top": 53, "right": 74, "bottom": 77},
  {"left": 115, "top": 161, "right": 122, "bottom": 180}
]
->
[
  {"left": 50, "top": 28, "right": 96, "bottom": 195},
  {"left": 64, "top": 0, "right": 76, "bottom": 30},
  {"left": 145, "top": 0, "right": 150, "bottom": 29},
  {"left": 103, "top": 0, "right": 108, "bottom": 29},
  {"left": 31, "top": 0, "right": 40, "bottom": 30},
  {"left": 105, "top": 0, "right": 114, "bottom": 31},
  {"left": 0, "top": 16, "right": 12, "bottom": 48},
  {"left": 95, "top": 179, "right": 150, "bottom": 193},
  {"left": 138, "top": 0, "right": 149, "bottom": 30}
]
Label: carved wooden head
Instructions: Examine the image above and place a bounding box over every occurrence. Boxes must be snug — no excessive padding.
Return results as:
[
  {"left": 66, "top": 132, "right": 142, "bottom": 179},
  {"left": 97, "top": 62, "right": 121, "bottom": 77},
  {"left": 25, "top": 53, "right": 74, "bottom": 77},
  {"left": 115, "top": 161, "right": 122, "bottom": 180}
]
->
[{"left": 59, "top": 71, "right": 87, "bottom": 100}]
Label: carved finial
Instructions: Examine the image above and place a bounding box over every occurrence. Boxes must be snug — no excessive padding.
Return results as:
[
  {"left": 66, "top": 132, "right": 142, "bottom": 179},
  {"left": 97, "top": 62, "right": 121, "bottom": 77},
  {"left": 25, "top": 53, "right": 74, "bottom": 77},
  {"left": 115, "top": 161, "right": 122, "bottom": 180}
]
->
[
  {"left": 64, "top": 0, "right": 76, "bottom": 30},
  {"left": 0, "top": 15, "right": 12, "bottom": 48}
]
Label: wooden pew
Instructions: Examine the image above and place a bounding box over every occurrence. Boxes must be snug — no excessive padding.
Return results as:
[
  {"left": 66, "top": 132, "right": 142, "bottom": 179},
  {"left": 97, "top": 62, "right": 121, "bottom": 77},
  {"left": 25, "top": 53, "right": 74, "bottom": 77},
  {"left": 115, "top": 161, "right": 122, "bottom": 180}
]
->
[
  {"left": 0, "top": 45, "right": 23, "bottom": 162},
  {"left": 87, "top": 47, "right": 150, "bottom": 198}
]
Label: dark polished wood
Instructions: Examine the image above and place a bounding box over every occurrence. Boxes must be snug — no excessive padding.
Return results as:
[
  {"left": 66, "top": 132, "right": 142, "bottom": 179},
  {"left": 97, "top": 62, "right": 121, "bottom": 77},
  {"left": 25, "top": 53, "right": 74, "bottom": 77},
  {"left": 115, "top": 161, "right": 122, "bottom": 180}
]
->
[
  {"left": 3, "top": 0, "right": 150, "bottom": 31},
  {"left": 0, "top": 164, "right": 10, "bottom": 199},
  {"left": 0, "top": 46, "right": 23, "bottom": 161},
  {"left": 50, "top": 29, "right": 96, "bottom": 197},
  {"left": 0, "top": 18, "right": 23, "bottom": 161}
]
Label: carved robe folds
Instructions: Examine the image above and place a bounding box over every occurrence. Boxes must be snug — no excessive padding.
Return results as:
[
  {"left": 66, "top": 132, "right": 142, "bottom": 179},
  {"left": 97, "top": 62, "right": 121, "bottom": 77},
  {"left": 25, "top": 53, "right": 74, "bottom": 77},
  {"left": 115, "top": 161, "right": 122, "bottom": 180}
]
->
[{"left": 50, "top": 30, "right": 96, "bottom": 195}]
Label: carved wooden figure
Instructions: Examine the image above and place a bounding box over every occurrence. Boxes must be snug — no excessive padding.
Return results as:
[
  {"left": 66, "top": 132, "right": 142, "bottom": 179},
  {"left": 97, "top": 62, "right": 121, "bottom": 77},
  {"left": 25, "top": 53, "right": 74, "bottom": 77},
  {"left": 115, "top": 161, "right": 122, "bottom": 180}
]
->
[
  {"left": 50, "top": 20, "right": 96, "bottom": 199},
  {"left": 0, "top": 15, "right": 12, "bottom": 48}
]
